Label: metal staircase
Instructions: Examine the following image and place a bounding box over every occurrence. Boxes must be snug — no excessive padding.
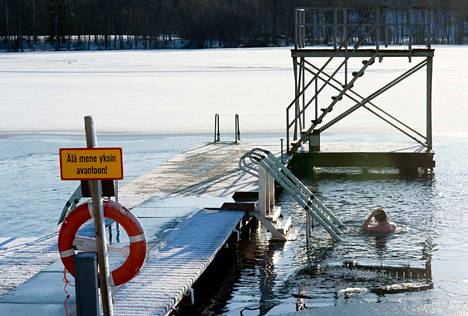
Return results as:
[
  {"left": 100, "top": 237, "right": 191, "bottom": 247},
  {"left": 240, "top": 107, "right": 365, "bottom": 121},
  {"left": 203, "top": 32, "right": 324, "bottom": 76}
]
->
[
  {"left": 286, "top": 6, "right": 434, "bottom": 158},
  {"left": 287, "top": 9, "right": 377, "bottom": 154},
  {"left": 240, "top": 148, "right": 346, "bottom": 241},
  {"left": 290, "top": 53, "right": 377, "bottom": 154}
]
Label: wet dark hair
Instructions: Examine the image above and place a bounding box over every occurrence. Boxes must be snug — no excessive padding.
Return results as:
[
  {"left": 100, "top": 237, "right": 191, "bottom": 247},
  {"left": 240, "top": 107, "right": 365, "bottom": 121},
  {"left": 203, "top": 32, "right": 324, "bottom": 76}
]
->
[{"left": 374, "top": 208, "right": 387, "bottom": 222}]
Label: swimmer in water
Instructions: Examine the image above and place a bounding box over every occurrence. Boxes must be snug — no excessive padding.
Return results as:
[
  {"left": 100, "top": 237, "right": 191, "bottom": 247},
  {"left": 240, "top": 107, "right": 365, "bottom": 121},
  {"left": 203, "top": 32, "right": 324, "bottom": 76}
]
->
[{"left": 363, "top": 208, "right": 396, "bottom": 233}]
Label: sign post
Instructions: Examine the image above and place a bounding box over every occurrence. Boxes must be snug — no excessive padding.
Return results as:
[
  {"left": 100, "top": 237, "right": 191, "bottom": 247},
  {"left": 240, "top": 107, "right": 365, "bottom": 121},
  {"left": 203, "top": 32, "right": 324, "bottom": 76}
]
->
[{"left": 83, "top": 116, "right": 114, "bottom": 316}]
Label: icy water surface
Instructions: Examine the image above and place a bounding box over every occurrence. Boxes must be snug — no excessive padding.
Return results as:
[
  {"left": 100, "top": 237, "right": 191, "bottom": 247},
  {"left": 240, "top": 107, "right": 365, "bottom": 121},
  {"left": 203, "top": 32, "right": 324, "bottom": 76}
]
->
[
  {"left": 0, "top": 132, "right": 209, "bottom": 237},
  {"left": 0, "top": 132, "right": 467, "bottom": 314},
  {"left": 206, "top": 135, "right": 468, "bottom": 315}
]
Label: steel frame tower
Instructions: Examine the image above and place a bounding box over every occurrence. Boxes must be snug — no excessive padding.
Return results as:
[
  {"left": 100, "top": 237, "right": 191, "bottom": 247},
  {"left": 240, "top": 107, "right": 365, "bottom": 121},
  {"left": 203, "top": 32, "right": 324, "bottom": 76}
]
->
[{"left": 286, "top": 6, "right": 435, "bottom": 173}]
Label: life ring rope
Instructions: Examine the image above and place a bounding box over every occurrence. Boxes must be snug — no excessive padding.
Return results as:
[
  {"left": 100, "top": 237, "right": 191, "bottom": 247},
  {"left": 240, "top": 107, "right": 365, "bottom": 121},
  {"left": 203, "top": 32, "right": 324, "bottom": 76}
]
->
[{"left": 58, "top": 200, "right": 147, "bottom": 286}]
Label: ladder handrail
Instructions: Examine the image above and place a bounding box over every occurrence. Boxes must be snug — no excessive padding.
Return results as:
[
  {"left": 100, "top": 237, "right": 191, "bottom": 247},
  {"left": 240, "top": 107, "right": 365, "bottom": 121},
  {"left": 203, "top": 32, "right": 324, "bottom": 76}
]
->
[
  {"left": 240, "top": 148, "right": 346, "bottom": 241},
  {"left": 214, "top": 113, "right": 220, "bottom": 143},
  {"left": 256, "top": 149, "right": 345, "bottom": 228},
  {"left": 254, "top": 156, "right": 343, "bottom": 241},
  {"left": 234, "top": 114, "right": 240, "bottom": 143},
  {"left": 248, "top": 148, "right": 345, "bottom": 228},
  {"left": 253, "top": 152, "right": 343, "bottom": 232}
]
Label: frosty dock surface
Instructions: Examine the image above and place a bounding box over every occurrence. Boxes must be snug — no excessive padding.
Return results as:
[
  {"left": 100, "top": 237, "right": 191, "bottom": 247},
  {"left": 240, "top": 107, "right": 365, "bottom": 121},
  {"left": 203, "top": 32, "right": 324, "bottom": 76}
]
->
[
  {"left": 119, "top": 142, "right": 277, "bottom": 206},
  {"left": 113, "top": 209, "right": 245, "bottom": 315}
]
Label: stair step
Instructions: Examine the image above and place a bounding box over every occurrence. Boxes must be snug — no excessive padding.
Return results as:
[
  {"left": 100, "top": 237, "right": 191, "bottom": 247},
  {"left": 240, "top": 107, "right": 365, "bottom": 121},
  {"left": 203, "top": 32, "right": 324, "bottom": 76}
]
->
[
  {"left": 321, "top": 107, "right": 332, "bottom": 113},
  {"left": 266, "top": 206, "right": 282, "bottom": 223},
  {"left": 331, "top": 95, "right": 342, "bottom": 101},
  {"left": 311, "top": 119, "right": 322, "bottom": 125},
  {"left": 277, "top": 216, "right": 292, "bottom": 234},
  {"left": 352, "top": 71, "right": 364, "bottom": 77},
  {"left": 362, "top": 59, "right": 374, "bottom": 65}
]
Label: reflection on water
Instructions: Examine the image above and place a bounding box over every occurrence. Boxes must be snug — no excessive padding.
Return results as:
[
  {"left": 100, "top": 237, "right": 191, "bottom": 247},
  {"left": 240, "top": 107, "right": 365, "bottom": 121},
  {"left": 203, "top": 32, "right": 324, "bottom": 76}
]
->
[{"left": 212, "top": 137, "right": 468, "bottom": 315}]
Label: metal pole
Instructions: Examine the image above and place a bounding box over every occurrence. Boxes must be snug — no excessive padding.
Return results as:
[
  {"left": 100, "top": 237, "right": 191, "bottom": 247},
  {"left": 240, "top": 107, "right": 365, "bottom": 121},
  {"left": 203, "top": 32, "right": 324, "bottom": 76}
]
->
[
  {"left": 301, "top": 57, "right": 305, "bottom": 126},
  {"left": 333, "top": 8, "right": 337, "bottom": 49},
  {"left": 408, "top": 8, "right": 412, "bottom": 52},
  {"left": 315, "top": 71, "right": 318, "bottom": 120},
  {"left": 84, "top": 116, "right": 114, "bottom": 316},
  {"left": 235, "top": 114, "right": 240, "bottom": 143},
  {"left": 216, "top": 114, "right": 221, "bottom": 142},
  {"left": 280, "top": 138, "right": 284, "bottom": 163},
  {"left": 292, "top": 57, "right": 299, "bottom": 140},
  {"left": 294, "top": 9, "right": 298, "bottom": 49},
  {"left": 344, "top": 8, "right": 348, "bottom": 85},
  {"left": 286, "top": 109, "right": 290, "bottom": 155},
  {"left": 426, "top": 57, "right": 433, "bottom": 151},
  {"left": 214, "top": 114, "right": 217, "bottom": 143},
  {"left": 385, "top": 8, "right": 389, "bottom": 47},
  {"left": 376, "top": 7, "right": 380, "bottom": 50},
  {"left": 74, "top": 252, "right": 99, "bottom": 316},
  {"left": 258, "top": 165, "right": 268, "bottom": 216}
]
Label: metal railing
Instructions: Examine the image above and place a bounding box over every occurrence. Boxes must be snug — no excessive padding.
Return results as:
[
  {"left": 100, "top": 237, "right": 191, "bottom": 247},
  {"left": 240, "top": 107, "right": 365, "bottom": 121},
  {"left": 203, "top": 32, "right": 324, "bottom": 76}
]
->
[
  {"left": 234, "top": 114, "right": 240, "bottom": 144},
  {"left": 214, "top": 113, "right": 220, "bottom": 143},
  {"left": 214, "top": 114, "right": 241, "bottom": 144},
  {"left": 239, "top": 148, "right": 345, "bottom": 241},
  {"left": 294, "top": 6, "right": 433, "bottom": 50}
]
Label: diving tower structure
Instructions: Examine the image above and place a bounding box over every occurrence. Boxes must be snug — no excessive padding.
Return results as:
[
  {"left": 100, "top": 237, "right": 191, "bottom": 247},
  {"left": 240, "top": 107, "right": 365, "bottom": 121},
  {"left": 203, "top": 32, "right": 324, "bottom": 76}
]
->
[{"left": 286, "top": 6, "right": 435, "bottom": 174}]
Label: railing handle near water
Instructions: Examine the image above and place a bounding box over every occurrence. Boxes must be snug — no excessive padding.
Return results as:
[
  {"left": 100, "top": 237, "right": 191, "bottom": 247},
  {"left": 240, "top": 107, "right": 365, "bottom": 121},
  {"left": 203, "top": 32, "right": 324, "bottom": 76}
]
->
[
  {"left": 214, "top": 114, "right": 240, "bottom": 144},
  {"left": 234, "top": 114, "right": 240, "bottom": 144},
  {"left": 214, "top": 114, "right": 220, "bottom": 143}
]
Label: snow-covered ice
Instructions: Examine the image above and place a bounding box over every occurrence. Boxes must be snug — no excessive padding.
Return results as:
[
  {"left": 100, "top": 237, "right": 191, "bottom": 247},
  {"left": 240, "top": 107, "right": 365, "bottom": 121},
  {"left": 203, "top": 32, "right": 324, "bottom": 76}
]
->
[{"left": 0, "top": 46, "right": 466, "bottom": 134}]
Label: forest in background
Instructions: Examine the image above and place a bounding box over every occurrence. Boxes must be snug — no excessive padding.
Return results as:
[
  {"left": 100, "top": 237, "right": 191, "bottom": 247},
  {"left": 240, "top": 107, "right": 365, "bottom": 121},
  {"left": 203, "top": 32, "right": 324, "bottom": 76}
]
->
[{"left": 1, "top": 0, "right": 468, "bottom": 51}]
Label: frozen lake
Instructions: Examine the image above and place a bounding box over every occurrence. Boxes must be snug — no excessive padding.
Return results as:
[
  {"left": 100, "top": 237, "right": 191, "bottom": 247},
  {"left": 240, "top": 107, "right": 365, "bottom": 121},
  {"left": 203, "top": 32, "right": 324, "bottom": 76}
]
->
[
  {"left": 0, "top": 47, "right": 468, "bottom": 314},
  {"left": 0, "top": 46, "right": 466, "bottom": 135}
]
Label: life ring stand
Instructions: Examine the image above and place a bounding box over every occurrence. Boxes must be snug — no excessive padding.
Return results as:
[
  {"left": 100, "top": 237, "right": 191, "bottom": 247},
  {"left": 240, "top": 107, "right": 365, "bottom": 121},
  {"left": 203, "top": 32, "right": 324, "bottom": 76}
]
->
[{"left": 58, "top": 200, "right": 146, "bottom": 286}]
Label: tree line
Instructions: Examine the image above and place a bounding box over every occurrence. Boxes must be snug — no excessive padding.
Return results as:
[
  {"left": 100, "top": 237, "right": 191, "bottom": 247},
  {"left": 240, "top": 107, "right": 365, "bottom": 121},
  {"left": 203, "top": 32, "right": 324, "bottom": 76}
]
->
[{"left": 0, "top": 0, "right": 467, "bottom": 51}]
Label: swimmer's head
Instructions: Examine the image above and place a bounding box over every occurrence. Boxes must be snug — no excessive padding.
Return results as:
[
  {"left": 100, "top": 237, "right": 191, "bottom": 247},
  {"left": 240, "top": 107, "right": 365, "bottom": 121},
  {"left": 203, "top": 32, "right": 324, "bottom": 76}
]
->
[{"left": 374, "top": 208, "right": 387, "bottom": 222}]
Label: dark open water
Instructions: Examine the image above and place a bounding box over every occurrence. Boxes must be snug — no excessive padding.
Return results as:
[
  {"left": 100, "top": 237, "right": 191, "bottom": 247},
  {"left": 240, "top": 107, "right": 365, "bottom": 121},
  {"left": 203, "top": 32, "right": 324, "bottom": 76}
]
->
[
  {"left": 207, "top": 134, "right": 468, "bottom": 315},
  {"left": 0, "top": 132, "right": 467, "bottom": 314}
]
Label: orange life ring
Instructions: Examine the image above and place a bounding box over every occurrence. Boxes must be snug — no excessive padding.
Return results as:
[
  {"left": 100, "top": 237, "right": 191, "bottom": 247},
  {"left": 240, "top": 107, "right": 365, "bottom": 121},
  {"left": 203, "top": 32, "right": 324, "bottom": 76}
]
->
[{"left": 58, "top": 200, "right": 146, "bottom": 286}]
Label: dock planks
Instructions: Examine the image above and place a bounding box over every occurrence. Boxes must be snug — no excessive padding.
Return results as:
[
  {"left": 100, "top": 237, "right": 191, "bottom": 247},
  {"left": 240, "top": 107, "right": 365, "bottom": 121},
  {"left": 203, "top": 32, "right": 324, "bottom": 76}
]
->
[
  {"left": 113, "top": 209, "right": 245, "bottom": 316},
  {"left": 119, "top": 142, "right": 277, "bottom": 208},
  {"left": 0, "top": 235, "right": 58, "bottom": 297}
]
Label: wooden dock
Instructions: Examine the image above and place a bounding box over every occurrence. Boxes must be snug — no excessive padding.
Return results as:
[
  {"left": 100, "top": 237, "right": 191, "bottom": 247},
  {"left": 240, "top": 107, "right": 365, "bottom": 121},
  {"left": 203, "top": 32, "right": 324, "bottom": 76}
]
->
[
  {"left": 113, "top": 209, "right": 245, "bottom": 315},
  {"left": 0, "top": 141, "right": 278, "bottom": 315},
  {"left": 119, "top": 142, "right": 277, "bottom": 207}
]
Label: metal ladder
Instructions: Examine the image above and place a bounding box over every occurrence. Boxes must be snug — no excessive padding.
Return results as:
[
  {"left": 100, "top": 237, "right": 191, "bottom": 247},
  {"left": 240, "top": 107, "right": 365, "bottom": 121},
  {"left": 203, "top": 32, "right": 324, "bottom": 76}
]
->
[{"left": 240, "top": 148, "right": 346, "bottom": 241}]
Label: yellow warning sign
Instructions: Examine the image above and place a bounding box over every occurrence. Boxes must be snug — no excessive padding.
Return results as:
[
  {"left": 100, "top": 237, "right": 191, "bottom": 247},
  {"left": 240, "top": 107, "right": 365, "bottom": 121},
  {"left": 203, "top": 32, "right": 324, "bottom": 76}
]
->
[{"left": 59, "top": 148, "right": 123, "bottom": 180}]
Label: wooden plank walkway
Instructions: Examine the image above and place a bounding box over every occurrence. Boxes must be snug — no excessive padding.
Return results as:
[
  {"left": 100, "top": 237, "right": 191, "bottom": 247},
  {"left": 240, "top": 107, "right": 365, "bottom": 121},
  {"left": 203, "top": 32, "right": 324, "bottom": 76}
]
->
[
  {"left": 113, "top": 209, "right": 245, "bottom": 316},
  {"left": 0, "top": 235, "right": 58, "bottom": 297}
]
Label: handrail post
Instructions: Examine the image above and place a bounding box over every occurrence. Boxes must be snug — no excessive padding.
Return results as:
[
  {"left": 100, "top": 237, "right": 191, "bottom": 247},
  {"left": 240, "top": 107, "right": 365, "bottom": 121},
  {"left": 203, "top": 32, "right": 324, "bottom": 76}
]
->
[{"left": 84, "top": 116, "right": 114, "bottom": 316}]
